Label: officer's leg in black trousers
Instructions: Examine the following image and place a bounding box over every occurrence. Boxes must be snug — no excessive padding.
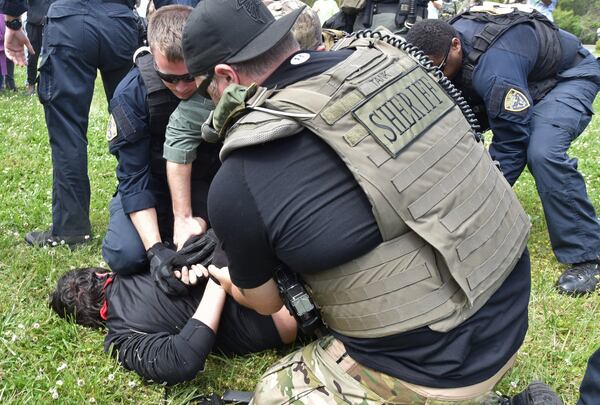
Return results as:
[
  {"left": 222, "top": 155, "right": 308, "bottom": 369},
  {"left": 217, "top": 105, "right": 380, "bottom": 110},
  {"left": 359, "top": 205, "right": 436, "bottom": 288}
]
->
[
  {"left": 526, "top": 53, "right": 600, "bottom": 295},
  {"left": 25, "top": 0, "right": 137, "bottom": 248},
  {"left": 578, "top": 348, "right": 600, "bottom": 405}
]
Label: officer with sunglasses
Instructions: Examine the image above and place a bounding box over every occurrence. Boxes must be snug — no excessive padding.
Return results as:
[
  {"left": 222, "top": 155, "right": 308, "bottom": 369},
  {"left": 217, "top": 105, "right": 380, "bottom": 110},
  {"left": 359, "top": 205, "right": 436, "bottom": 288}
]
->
[{"left": 102, "top": 5, "right": 220, "bottom": 275}]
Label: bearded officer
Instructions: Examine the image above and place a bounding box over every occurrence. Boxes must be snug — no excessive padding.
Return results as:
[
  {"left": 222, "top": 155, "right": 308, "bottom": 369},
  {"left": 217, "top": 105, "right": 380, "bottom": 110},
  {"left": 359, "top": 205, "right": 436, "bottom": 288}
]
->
[
  {"left": 102, "top": 5, "right": 220, "bottom": 275},
  {"left": 407, "top": 14, "right": 600, "bottom": 296},
  {"left": 179, "top": 0, "right": 563, "bottom": 403}
]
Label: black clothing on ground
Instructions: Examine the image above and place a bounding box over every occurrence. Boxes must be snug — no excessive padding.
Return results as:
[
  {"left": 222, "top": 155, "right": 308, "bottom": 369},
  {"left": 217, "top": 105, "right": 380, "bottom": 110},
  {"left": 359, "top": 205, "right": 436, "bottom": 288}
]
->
[
  {"left": 104, "top": 272, "right": 282, "bottom": 385},
  {"left": 208, "top": 49, "right": 530, "bottom": 388}
]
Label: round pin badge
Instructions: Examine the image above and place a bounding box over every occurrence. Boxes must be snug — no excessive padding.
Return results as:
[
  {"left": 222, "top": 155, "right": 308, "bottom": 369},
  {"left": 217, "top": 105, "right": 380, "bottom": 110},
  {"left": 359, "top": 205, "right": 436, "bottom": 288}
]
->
[{"left": 290, "top": 53, "right": 311, "bottom": 65}]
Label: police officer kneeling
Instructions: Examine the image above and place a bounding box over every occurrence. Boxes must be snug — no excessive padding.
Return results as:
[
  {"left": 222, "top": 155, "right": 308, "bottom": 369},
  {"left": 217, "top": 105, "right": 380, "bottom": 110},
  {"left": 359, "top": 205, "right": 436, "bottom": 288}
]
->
[
  {"left": 102, "top": 4, "right": 220, "bottom": 275},
  {"left": 182, "top": 0, "right": 560, "bottom": 403}
]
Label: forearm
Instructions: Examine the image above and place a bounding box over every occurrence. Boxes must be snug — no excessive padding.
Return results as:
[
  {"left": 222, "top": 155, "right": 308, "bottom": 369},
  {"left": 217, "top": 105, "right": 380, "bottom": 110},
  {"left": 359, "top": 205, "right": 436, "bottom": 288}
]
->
[
  {"left": 230, "top": 279, "right": 284, "bottom": 316},
  {"left": 192, "top": 279, "right": 227, "bottom": 332},
  {"left": 167, "top": 161, "right": 194, "bottom": 218},
  {"left": 129, "top": 208, "right": 161, "bottom": 250}
]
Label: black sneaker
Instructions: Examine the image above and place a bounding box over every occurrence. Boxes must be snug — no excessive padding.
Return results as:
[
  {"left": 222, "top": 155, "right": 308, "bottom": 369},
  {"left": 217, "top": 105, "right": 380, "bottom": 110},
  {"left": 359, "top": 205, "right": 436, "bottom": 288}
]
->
[
  {"left": 25, "top": 229, "right": 91, "bottom": 248},
  {"left": 510, "top": 381, "right": 563, "bottom": 405},
  {"left": 556, "top": 261, "right": 600, "bottom": 296}
]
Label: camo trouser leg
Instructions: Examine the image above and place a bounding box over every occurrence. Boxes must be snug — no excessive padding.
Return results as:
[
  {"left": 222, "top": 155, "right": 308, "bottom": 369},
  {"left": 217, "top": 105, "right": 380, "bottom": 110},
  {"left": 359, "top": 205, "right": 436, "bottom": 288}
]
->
[{"left": 251, "top": 336, "right": 508, "bottom": 405}]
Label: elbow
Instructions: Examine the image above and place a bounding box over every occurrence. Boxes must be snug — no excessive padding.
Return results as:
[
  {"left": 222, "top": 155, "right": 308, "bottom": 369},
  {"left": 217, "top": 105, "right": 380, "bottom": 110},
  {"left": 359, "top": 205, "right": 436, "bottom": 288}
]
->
[
  {"left": 144, "top": 358, "right": 207, "bottom": 386},
  {"left": 254, "top": 300, "right": 284, "bottom": 316}
]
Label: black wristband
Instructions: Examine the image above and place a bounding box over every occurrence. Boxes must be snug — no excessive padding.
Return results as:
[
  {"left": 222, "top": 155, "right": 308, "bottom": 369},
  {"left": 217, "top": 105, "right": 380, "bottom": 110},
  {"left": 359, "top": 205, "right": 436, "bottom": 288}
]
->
[{"left": 6, "top": 19, "right": 23, "bottom": 30}]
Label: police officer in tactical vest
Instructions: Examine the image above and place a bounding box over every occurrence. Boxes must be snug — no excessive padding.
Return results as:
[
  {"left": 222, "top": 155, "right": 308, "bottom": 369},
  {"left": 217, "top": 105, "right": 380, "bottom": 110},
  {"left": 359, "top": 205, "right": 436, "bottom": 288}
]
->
[
  {"left": 323, "top": 0, "right": 431, "bottom": 34},
  {"left": 102, "top": 5, "right": 220, "bottom": 278},
  {"left": 180, "top": 0, "right": 561, "bottom": 402},
  {"left": 407, "top": 8, "right": 600, "bottom": 296}
]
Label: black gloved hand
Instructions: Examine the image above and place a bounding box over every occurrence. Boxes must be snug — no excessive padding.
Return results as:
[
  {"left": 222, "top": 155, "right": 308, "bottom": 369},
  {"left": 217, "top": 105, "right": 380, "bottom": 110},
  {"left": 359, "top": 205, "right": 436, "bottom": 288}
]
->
[
  {"left": 174, "top": 229, "right": 220, "bottom": 268},
  {"left": 147, "top": 242, "right": 189, "bottom": 296}
]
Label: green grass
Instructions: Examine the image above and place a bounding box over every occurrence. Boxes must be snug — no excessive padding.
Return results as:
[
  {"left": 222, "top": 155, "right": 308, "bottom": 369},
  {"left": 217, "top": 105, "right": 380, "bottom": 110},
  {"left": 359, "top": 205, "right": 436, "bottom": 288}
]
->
[{"left": 0, "top": 65, "right": 598, "bottom": 404}]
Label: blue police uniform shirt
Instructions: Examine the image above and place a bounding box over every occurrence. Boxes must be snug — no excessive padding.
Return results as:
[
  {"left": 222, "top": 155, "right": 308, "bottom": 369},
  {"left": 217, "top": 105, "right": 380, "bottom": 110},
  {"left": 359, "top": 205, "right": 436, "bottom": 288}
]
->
[
  {"left": 108, "top": 67, "right": 158, "bottom": 215},
  {"left": 153, "top": 0, "right": 199, "bottom": 8},
  {"left": 452, "top": 20, "right": 585, "bottom": 185},
  {"left": 454, "top": 21, "right": 537, "bottom": 185}
]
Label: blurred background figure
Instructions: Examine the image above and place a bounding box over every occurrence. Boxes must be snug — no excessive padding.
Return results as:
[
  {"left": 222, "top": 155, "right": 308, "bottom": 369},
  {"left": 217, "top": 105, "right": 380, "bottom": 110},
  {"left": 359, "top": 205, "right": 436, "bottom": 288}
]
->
[
  {"left": 25, "top": 0, "right": 53, "bottom": 95},
  {"left": 527, "top": 0, "right": 557, "bottom": 21},
  {"left": 0, "top": 16, "right": 17, "bottom": 91},
  {"left": 263, "top": 0, "right": 325, "bottom": 51},
  {"left": 312, "top": 0, "right": 339, "bottom": 25}
]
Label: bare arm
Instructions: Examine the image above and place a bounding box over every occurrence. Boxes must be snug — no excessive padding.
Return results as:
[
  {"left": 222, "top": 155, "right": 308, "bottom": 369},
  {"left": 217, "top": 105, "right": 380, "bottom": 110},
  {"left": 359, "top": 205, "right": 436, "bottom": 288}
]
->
[
  {"left": 129, "top": 208, "right": 162, "bottom": 250},
  {"left": 191, "top": 278, "right": 226, "bottom": 331},
  {"left": 4, "top": 15, "right": 33, "bottom": 65},
  {"left": 208, "top": 265, "right": 284, "bottom": 315},
  {"left": 167, "top": 161, "right": 207, "bottom": 250}
]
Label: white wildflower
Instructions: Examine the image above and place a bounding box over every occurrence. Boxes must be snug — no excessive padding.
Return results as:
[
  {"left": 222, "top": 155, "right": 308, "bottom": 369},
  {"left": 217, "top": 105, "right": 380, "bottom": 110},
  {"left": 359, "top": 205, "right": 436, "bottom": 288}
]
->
[
  {"left": 107, "top": 373, "right": 115, "bottom": 381},
  {"left": 77, "top": 379, "right": 85, "bottom": 387},
  {"left": 32, "top": 322, "right": 40, "bottom": 329},
  {"left": 56, "top": 362, "right": 67, "bottom": 372},
  {"left": 128, "top": 380, "right": 137, "bottom": 388}
]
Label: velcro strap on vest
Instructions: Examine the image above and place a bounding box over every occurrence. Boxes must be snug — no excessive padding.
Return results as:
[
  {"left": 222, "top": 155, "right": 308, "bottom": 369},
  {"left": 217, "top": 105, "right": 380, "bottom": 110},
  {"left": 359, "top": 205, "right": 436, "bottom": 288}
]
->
[{"left": 220, "top": 111, "right": 303, "bottom": 161}]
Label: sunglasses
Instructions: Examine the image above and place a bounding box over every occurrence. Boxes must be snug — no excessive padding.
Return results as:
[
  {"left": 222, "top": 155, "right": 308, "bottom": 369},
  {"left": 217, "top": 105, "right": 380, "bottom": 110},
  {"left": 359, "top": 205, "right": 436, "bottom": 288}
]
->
[
  {"left": 437, "top": 41, "right": 452, "bottom": 71},
  {"left": 154, "top": 63, "right": 195, "bottom": 84},
  {"left": 196, "top": 70, "right": 214, "bottom": 99}
]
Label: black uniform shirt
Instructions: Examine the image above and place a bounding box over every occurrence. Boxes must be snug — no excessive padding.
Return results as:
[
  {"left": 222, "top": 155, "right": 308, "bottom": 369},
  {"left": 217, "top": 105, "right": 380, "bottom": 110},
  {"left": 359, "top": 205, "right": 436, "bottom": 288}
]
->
[
  {"left": 104, "top": 273, "right": 282, "bottom": 385},
  {"left": 208, "top": 50, "right": 531, "bottom": 388}
]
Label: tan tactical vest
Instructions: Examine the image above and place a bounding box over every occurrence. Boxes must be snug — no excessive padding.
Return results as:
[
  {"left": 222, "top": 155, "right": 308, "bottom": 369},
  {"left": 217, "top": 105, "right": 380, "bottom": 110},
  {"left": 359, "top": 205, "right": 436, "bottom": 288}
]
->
[{"left": 220, "top": 35, "right": 530, "bottom": 338}]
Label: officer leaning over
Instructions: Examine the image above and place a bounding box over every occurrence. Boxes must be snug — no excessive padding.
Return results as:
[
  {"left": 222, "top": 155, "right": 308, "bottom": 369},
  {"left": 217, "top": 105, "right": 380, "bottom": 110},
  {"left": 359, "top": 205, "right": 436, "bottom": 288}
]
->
[
  {"left": 163, "top": 0, "right": 325, "bottom": 250},
  {"left": 407, "top": 10, "right": 600, "bottom": 296},
  {"left": 2, "top": 0, "right": 139, "bottom": 248},
  {"left": 102, "top": 4, "right": 220, "bottom": 275},
  {"left": 181, "top": 0, "right": 560, "bottom": 402}
]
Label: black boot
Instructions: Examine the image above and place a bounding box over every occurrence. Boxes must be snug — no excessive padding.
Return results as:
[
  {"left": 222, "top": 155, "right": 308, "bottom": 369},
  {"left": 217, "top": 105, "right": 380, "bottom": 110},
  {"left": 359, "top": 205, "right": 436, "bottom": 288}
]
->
[
  {"left": 556, "top": 261, "right": 600, "bottom": 296},
  {"left": 25, "top": 228, "right": 91, "bottom": 248},
  {"left": 510, "top": 381, "right": 563, "bottom": 405}
]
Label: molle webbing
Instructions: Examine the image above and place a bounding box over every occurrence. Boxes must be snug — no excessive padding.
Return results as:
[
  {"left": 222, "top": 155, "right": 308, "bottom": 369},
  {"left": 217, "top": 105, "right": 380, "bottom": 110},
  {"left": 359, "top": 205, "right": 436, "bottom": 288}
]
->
[
  {"left": 223, "top": 36, "right": 529, "bottom": 337},
  {"left": 455, "top": 10, "right": 561, "bottom": 88},
  {"left": 136, "top": 54, "right": 181, "bottom": 177},
  {"left": 136, "top": 54, "right": 181, "bottom": 136}
]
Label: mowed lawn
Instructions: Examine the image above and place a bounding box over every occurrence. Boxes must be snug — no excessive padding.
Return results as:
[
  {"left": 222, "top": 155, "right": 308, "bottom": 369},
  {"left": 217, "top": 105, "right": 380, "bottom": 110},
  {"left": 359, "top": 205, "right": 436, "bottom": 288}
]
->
[{"left": 0, "top": 65, "right": 598, "bottom": 404}]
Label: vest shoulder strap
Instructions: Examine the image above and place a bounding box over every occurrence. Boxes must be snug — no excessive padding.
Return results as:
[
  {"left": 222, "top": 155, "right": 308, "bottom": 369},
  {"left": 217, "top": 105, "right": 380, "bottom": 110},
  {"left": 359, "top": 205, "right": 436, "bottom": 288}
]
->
[
  {"left": 135, "top": 53, "right": 180, "bottom": 133},
  {"left": 455, "top": 9, "right": 560, "bottom": 89}
]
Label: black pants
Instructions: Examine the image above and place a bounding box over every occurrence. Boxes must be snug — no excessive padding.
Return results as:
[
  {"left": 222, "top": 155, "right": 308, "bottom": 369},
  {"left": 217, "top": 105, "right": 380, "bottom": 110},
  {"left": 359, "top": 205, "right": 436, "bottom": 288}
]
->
[
  {"left": 0, "top": 59, "right": 15, "bottom": 90},
  {"left": 25, "top": 22, "right": 44, "bottom": 86}
]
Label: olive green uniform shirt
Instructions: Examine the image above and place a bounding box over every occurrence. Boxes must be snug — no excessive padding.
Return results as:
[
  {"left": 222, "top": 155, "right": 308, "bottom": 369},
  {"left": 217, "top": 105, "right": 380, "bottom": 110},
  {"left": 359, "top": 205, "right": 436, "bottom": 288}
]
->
[{"left": 163, "top": 91, "right": 215, "bottom": 164}]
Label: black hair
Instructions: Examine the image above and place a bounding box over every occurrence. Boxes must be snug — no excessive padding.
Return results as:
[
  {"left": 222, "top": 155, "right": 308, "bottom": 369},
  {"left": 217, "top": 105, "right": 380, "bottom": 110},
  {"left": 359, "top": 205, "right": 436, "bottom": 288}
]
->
[
  {"left": 49, "top": 267, "right": 111, "bottom": 329},
  {"left": 405, "top": 19, "right": 458, "bottom": 60}
]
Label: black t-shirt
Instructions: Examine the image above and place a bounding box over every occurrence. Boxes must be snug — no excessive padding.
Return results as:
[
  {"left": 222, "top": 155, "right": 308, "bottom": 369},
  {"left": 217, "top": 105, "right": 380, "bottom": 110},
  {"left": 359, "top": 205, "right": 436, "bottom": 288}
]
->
[
  {"left": 208, "top": 50, "right": 531, "bottom": 388},
  {"left": 104, "top": 272, "right": 282, "bottom": 385}
]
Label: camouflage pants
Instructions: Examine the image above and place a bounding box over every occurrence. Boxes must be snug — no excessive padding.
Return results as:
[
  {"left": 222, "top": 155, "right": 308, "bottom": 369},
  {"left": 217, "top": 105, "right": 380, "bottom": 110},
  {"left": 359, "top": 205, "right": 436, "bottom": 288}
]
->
[{"left": 251, "top": 336, "right": 507, "bottom": 405}]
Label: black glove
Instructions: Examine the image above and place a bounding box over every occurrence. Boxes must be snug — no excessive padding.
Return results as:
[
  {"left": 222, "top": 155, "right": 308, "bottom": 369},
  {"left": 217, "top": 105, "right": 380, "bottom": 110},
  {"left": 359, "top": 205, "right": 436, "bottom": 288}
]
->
[
  {"left": 147, "top": 242, "right": 189, "bottom": 296},
  {"left": 174, "top": 229, "right": 220, "bottom": 268}
]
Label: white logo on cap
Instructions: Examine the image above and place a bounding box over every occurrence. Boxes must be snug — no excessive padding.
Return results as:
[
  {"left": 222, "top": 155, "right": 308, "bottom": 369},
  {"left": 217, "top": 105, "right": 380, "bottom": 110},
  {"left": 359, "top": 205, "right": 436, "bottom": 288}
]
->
[{"left": 290, "top": 53, "right": 311, "bottom": 65}]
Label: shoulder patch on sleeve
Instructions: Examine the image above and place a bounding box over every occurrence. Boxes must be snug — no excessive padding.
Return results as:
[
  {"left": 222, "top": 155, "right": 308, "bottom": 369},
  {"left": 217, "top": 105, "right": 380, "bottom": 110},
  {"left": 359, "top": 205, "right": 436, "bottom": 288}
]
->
[
  {"left": 106, "top": 114, "right": 118, "bottom": 142},
  {"left": 504, "top": 88, "right": 530, "bottom": 112}
]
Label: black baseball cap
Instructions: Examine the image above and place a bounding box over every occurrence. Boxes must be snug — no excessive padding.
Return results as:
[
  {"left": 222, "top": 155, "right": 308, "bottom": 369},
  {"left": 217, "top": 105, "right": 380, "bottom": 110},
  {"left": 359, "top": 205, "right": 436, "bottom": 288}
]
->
[{"left": 183, "top": 0, "right": 304, "bottom": 77}]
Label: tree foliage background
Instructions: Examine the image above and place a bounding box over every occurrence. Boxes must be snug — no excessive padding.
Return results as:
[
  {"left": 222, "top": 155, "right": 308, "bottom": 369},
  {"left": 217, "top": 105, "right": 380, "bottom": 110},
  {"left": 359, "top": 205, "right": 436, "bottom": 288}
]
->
[{"left": 540, "top": 0, "right": 599, "bottom": 43}]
